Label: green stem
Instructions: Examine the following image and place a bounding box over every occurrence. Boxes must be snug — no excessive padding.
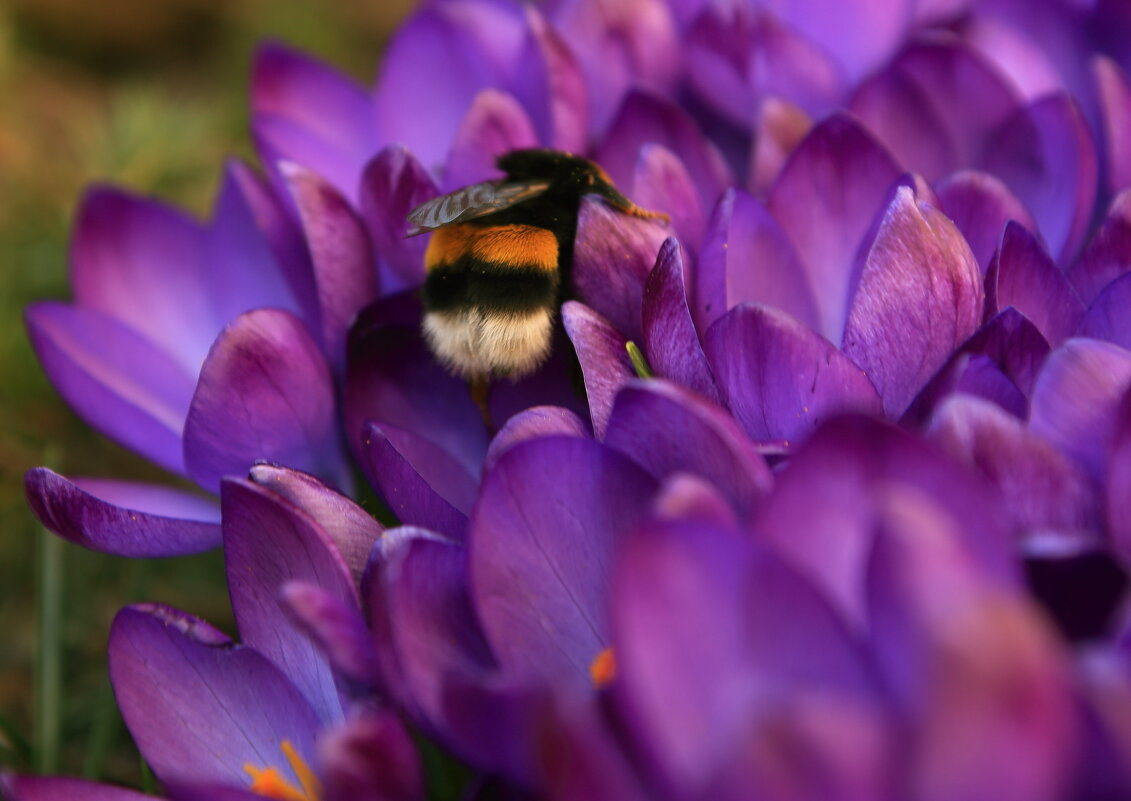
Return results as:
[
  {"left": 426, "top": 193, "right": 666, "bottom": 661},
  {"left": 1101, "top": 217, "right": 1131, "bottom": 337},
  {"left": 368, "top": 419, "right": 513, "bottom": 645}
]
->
[{"left": 34, "top": 527, "right": 63, "bottom": 774}]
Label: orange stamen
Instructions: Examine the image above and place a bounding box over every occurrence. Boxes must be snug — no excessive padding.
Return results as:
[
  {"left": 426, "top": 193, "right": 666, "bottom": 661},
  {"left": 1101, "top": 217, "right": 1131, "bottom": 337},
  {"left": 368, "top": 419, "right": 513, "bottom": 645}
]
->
[
  {"left": 244, "top": 740, "right": 322, "bottom": 801},
  {"left": 589, "top": 647, "right": 617, "bottom": 689}
]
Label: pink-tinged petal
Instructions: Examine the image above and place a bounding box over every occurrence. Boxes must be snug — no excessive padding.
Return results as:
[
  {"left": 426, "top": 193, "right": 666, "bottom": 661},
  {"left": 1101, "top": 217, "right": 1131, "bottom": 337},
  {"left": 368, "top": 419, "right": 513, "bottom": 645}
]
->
[
  {"left": 206, "top": 161, "right": 305, "bottom": 327},
  {"left": 109, "top": 604, "right": 322, "bottom": 787},
  {"left": 935, "top": 169, "right": 1040, "bottom": 274},
  {"left": 360, "top": 422, "right": 474, "bottom": 540},
  {"left": 183, "top": 309, "right": 345, "bottom": 494},
  {"left": 604, "top": 381, "right": 771, "bottom": 523},
  {"left": 1108, "top": 394, "right": 1131, "bottom": 558},
  {"left": 551, "top": 0, "right": 681, "bottom": 136},
  {"left": 595, "top": 91, "right": 732, "bottom": 212},
  {"left": 767, "top": 0, "right": 913, "bottom": 81},
  {"left": 165, "top": 786, "right": 261, "bottom": 801},
  {"left": 511, "top": 6, "right": 588, "bottom": 153},
  {"left": 1097, "top": 56, "right": 1131, "bottom": 195},
  {"left": 1080, "top": 272, "right": 1131, "bottom": 349},
  {"left": 651, "top": 473, "right": 742, "bottom": 529},
  {"left": 222, "top": 477, "right": 355, "bottom": 723},
  {"left": 965, "top": 10, "right": 1068, "bottom": 101},
  {"left": 25, "top": 302, "right": 194, "bottom": 474},
  {"left": 850, "top": 40, "right": 1020, "bottom": 183},
  {"left": 317, "top": 712, "right": 424, "bottom": 801},
  {"left": 986, "top": 222, "right": 1085, "bottom": 346},
  {"left": 470, "top": 436, "right": 657, "bottom": 689},
  {"left": 866, "top": 503, "right": 1077, "bottom": 801},
  {"left": 704, "top": 303, "right": 881, "bottom": 445},
  {"left": 748, "top": 98, "right": 812, "bottom": 196},
  {"left": 642, "top": 239, "right": 720, "bottom": 402},
  {"left": 25, "top": 468, "right": 220, "bottom": 557},
  {"left": 984, "top": 92, "right": 1098, "bottom": 264},
  {"left": 282, "top": 163, "right": 378, "bottom": 369},
  {"left": 686, "top": 5, "right": 844, "bottom": 125},
  {"left": 374, "top": 1, "right": 526, "bottom": 172},
  {"left": 70, "top": 186, "right": 215, "bottom": 373},
  {"left": 632, "top": 144, "right": 706, "bottom": 254},
  {"left": 571, "top": 198, "right": 670, "bottom": 343},
  {"left": 255, "top": 118, "right": 366, "bottom": 210},
  {"left": 1070, "top": 189, "right": 1131, "bottom": 305},
  {"left": 698, "top": 188, "right": 818, "bottom": 333},
  {"left": 768, "top": 114, "right": 903, "bottom": 342},
  {"left": 442, "top": 89, "right": 540, "bottom": 191},
  {"left": 1, "top": 776, "right": 158, "bottom": 801},
  {"left": 927, "top": 395, "right": 1100, "bottom": 538},
  {"left": 345, "top": 297, "right": 488, "bottom": 476},
  {"left": 903, "top": 308, "right": 1051, "bottom": 426},
  {"left": 248, "top": 464, "right": 381, "bottom": 586},
  {"left": 561, "top": 301, "right": 634, "bottom": 440},
  {"left": 611, "top": 521, "right": 877, "bottom": 797},
  {"left": 252, "top": 42, "right": 375, "bottom": 200},
  {"left": 359, "top": 146, "right": 437, "bottom": 294},
  {"left": 1030, "top": 338, "right": 1131, "bottom": 480},
  {"left": 843, "top": 186, "right": 984, "bottom": 418},
  {"left": 756, "top": 416, "right": 1016, "bottom": 627},
  {"left": 281, "top": 580, "right": 379, "bottom": 688},
  {"left": 483, "top": 406, "right": 590, "bottom": 473}
]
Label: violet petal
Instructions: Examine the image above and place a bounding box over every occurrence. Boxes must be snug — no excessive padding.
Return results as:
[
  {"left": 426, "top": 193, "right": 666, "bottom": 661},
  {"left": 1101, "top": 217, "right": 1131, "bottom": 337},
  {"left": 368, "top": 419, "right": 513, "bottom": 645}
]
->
[
  {"left": 281, "top": 580, "right": 380, "bottom": 689},
  {"left": 442, "top": 89, "right": 540, "bottom": 191},
  {"left": 483, "top": 405, "right": 590, "bottom": 473},
  {"left": 1107, "top": 394, "right": 1131, "bottom": 558},
  {"left": 1070, "top": 189, "right": 1131, "bottom": 305},
  {"left": 25, "top": 468, "right": 220, "bottom": 557},
  {"left": 511, "top": 6, "right": 588, "bottom": 153},
  {"left": 1096, "top": 55, "right": 1131, "bottom": 195},
  {"left": 632, "top": 144, "right": 707, "bottom": 254},
  {"left": 748, "top": 98, "right": 812, "bottom": 196},
  {"left": 318, "top": 712, "right": 424, "bottom": 801},
  {"left": 1081, "top": 271, "right": 1131, "bottom": 351},
  {"left": 771, "top": 0, "right": 913, "bottom": 82},
  {"left": 1, "top": 777, "right": 158, "bottom": 801},
  {"left": 935, "top": 169, "right": 1040, "bottom": 274},
  {"left": 651, "top": 473, "right": 742, "bottom": 529},
  {"left": 561, "top": 301, "right": 635, "bottom": 440}
]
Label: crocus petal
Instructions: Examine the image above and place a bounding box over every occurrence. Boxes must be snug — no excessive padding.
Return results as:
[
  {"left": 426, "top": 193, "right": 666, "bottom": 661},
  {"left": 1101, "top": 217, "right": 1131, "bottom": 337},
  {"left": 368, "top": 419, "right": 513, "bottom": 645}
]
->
[
  {"left": 611, "top": 520, "right": 876, "bottom": 797},
  {"left": 1079, "top": 272, "right": 1131, "bottom": 349},
  {"left": 511, "top": 6, "right": 588, "bottom": 153},
  {"left": 1029, "top": 338, "right": 1131, "bottom": 480},
  {"left": 70, "top": 186, "right": 215, "bottom": 373},
  {"left": 109, "top": 604, "right": 322, "bottom": 788},
  {"left": 641, "top": 239, "right": 720, "bottom": 402},
  {"left": 25, "top": 302, "right": 194, "bottom": 475},
  {"left": 183, "top": 309, "right": 345, "bottom": 494},
  {"left": 251, "top": 42, "right": 375, "bottom": 201},
  {"left": 850, "top": 40, "right": 1020, "bottom": 182},
  {"left": 282, "top": 163, "right": 379, "bottom": 368},
  {"left": 595, "top": 91, "right": 732, "bottom": 212},
  {"left": 483, "top": 405, "right": 590, "bottom": 473},
  {"left": 360, "top": 421, "right": 475, "bottom": 539},
  {"left": 651, "top": 473, "right": 742, "bottom": 529},
  {"left": 986, "top": 222, "right": 1085, "bottom": 347},
  {"left": 604, "top": 380, "right": 771, "bottom": 524},
  {"left": 281, "top": 580, "right": 380, "bottom": 689},
  {"left": 768, "top": 114, "right": 903, "bottom": 342},
  {"left": 561, "top": 301, "right": 634, "bottom": 440},
  {"left": 748, "top": 98, "right": 813, "bottom": 196},
  {"left": 571, "top": 198, "right": 670, "bottom": 343},
  {"left": 373, "top": 0, "right": 526, "bottom": 172},
  {"left": 697, "top": 188, "right": 818, "bottom": 332},
  {"left": 358, "top": 145, "right": 438, "bottom": 294},
  {"left": 927, "top": 394, "right": 1100, "bottom": 538},
  {"left": 755, "top": 416, "right": 1015, "bottom": 627},
  {"left": 317, "top": 712, "right": 424, "bottom": 801},
  {"left": 25, "top": 468, "right": 220, "bottom": 557},
  {"left": 632, "top": 144, "right": 707, "bottom": 253},
  {"left": 1070, "top": 189, "right": 1131, "bottom": 305},
  {"left": 442, "top": 89, "right": 540, "bottom": 191},
  {"left": 345, "top": 298, "right": 489, "bottom": 477},
  {"left": 1107, "top": 394, "right": 1131, "bottom": 558},
  {"left": 469, "top": 436, "right": 657, "bottom": 689},
  {"left": 703, "top": 303, "right": 881, "bottom": 445},
  {"left": 934, "top": 169, "right": 1040, "bottom": 274},
  {"left": 983, "top": 92, "right": 1098, "bottom": 264},
  {"left": 1097, "top": 55, "right": 1131, "bottom": 195},
  {"left": 248, "top": 463, "right": 382, "bottom": 585},
  {"left": 1, "top": 777, "right": 158, "bottom": 801},
  {"left": 842, "top": 186, "right": 984, "bottom": 418}
]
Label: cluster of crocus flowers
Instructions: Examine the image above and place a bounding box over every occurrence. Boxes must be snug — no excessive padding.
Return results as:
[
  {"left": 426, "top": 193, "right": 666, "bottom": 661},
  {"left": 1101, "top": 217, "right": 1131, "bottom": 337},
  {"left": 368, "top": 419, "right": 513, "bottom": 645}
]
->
[{"left": 13, "top": 0, "right": 1131, "bottom": 798}]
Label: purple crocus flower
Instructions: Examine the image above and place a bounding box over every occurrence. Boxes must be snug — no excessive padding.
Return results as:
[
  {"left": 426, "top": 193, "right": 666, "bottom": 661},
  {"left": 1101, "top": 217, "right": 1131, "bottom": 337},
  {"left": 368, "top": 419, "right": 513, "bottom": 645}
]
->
[{"left": 5, "top": 467, "right": 417, "bottom": 801}]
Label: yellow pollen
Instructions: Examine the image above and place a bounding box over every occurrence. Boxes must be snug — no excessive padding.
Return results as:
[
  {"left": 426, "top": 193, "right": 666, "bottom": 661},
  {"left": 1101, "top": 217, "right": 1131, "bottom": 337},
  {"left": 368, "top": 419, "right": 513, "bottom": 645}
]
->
[
  {"left": 589, "top": 647, "right": 617, "bottom": 689},
  {"left": 244, "top": 740, "right": 322, "bottom": 801}
]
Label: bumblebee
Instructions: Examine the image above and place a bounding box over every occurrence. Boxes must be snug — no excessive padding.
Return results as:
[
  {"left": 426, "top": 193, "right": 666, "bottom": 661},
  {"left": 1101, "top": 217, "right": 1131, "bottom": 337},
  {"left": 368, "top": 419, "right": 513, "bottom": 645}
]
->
[{"left": 407, "top": 149, "right": 665, "bottom": 423}]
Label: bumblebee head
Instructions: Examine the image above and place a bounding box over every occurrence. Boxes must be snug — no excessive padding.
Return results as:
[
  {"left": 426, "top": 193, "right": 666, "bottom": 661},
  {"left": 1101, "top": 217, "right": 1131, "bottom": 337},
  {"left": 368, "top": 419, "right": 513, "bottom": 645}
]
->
[{"left": 496, "top": 148, "right": 669, "bottom": 222}]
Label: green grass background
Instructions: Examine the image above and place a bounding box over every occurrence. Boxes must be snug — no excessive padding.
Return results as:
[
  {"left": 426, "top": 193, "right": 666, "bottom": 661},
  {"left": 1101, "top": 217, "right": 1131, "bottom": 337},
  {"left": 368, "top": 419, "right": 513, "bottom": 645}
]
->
[{"left": 0, "top": 0, "right": 412, "bottom": 785}]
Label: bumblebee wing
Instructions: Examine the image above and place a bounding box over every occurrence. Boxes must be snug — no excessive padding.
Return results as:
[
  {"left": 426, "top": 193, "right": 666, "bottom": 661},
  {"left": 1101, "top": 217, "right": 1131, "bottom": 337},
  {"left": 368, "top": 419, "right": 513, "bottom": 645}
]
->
[{"left": 406, "top": 179, "right": 552, "bottom": 236}]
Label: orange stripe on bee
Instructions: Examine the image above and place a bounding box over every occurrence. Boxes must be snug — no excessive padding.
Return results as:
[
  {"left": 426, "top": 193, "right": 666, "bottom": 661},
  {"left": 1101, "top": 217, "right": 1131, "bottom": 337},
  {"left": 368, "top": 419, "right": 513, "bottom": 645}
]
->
[
  {"left": 469, "top": 225, "right": 558, "bottom": 272},
  {"left": 424, "top": 224, "right": 475, "bottom": 272}
]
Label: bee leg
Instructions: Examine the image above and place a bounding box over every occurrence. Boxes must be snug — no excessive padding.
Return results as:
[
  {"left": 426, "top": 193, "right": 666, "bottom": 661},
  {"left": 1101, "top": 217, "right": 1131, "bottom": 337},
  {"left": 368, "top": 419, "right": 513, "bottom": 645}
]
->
[{"left": 469, "top": 373, "right": 496, "bottom": 435}]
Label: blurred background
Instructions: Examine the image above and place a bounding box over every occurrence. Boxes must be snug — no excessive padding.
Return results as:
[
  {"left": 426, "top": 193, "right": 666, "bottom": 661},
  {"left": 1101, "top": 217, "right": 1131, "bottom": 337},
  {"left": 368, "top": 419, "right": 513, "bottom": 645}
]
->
[{"left": 0, "top": 0, "right": 413, "bottom": 786}]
